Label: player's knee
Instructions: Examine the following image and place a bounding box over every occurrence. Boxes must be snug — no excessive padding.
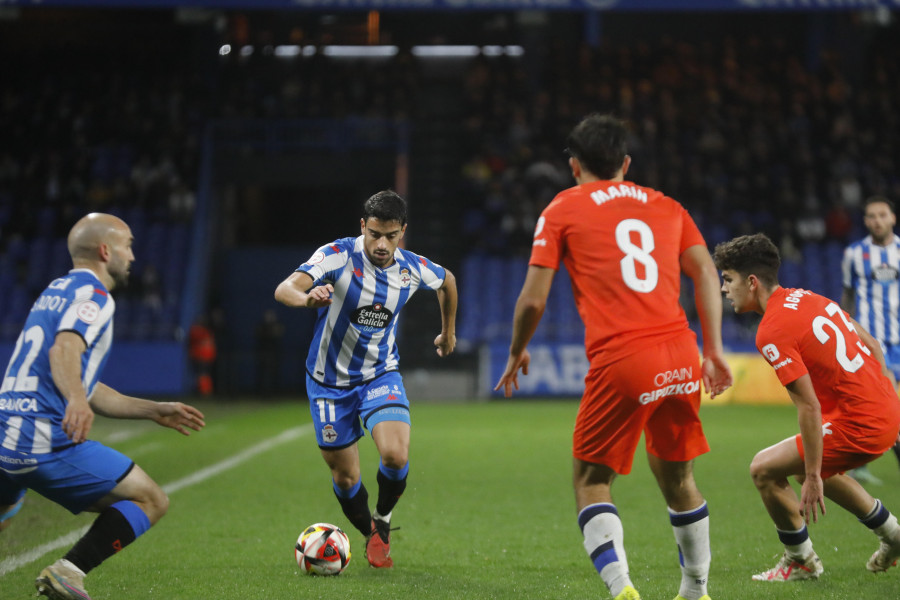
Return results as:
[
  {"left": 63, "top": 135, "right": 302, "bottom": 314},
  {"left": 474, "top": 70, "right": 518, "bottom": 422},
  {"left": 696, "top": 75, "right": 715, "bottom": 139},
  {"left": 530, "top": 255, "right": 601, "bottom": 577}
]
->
[
  {"left": 380, "top": 450, "right": 408, "bottom": 470},
  {"left": 141, "top": 486, "right": 169, "bottom": 524},
  {"left": 749, "top": 453, "right": 774, "bottom": 487}
]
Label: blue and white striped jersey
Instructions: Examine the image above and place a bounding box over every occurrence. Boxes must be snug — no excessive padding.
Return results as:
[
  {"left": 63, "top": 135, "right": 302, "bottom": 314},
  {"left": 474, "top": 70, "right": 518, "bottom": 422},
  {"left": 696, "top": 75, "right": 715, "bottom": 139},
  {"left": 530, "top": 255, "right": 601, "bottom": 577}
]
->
[
  {"left": 842, "top": 234, "right": 900, "bottom": 345},
  {"left": 297, "top": 236, "right": 446, "bottom": 387},
  {"left": 0, "top": 269, "right": 115, "bottom": 454}
]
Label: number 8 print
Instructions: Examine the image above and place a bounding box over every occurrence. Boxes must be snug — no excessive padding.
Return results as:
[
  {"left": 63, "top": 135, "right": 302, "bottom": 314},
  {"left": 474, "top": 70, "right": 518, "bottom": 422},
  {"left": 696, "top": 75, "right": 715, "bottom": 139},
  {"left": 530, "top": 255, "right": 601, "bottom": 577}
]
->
[{"left": 615, "top": 219, "right": 658, "bottom": 293}]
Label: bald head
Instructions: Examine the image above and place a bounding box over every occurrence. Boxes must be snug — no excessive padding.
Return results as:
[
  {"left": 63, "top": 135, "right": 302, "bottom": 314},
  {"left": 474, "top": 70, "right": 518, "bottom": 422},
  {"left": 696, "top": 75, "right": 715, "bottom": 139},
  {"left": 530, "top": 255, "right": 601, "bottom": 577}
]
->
[{"left": 67, "top": 213, "right": 134, "bottom": 290}]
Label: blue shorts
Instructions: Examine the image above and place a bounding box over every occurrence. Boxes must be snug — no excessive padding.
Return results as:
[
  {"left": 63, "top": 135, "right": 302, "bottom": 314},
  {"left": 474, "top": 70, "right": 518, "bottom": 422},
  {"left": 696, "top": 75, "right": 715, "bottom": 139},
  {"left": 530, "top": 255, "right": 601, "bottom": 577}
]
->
[
  {"left": 0, "top": 441, "right": 133, "bottom": 514},
  {"left": 306, "top": 371, "right": 411, "bottom": 450}
]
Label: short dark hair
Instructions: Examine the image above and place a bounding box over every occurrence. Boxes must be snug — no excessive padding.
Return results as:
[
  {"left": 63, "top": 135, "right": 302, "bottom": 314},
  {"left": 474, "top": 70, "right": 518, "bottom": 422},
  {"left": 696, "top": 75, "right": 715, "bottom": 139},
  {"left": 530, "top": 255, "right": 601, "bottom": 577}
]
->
[
  {"left": 712, "top": 233, "right": 781, "bottom": 287},
  {"left": 864, "top": 195, "right": 895, "bottom": 214},
  {"left": 565, "top": 113, "right": 628, "bottom": 179},
  {"left": 363, "top": 190, "right": 407, "bottom": 226}
]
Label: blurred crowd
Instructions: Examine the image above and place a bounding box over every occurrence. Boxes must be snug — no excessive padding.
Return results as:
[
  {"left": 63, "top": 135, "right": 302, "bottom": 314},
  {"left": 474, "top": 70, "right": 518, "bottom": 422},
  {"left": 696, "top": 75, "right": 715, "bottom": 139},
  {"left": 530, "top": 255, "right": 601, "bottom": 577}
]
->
[
  {"left": 2, "top": 12, "right": 899, "bottom": 350},
  {"left": 459, "top": 34, "right": 900, "bottom": 258}
]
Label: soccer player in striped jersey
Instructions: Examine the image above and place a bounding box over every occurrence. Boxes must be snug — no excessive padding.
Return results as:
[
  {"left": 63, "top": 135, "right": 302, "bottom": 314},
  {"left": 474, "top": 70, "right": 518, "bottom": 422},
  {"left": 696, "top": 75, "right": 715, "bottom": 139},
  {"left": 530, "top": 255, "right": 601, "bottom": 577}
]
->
[
  {"left": 495, "top": 114, "right": 732, "bottom": 600},
  {"left": 716, "top": 233, "right": 900, "bottom": 582},
  {"left": 0, "top": 213, "right": 206, "bottom": 600},
  {"left": 275, "top": 190, "right": 457, "bottom": 568},
  {"left": 841, "top": 196, "right": 900, "bottom": 485}
]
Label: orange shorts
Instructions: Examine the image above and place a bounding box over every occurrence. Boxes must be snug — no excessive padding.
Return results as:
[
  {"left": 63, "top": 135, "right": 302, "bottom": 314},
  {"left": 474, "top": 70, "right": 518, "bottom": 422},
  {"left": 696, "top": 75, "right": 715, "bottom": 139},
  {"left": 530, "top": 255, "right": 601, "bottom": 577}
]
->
[
  {"left": 795, "top": 420, "right": 899, "bottom": 479},
  {"left": 574, "top": 332, "right": 709, "bottom": 475}
]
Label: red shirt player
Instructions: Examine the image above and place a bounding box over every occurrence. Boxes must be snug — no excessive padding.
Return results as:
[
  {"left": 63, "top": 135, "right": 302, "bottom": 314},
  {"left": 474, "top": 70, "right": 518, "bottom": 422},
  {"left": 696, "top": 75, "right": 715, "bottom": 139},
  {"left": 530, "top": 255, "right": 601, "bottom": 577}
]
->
[
  {"left": 715, "top": 232, "right": 900, "bottom": 583},
  {"left": 495, "top": 114, "right": 732, "bottom": 600}
]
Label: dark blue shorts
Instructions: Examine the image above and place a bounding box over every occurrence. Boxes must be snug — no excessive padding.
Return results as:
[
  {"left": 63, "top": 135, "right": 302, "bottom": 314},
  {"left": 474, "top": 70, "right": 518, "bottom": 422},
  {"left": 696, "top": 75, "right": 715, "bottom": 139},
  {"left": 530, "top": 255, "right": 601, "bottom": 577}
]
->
[
  {"left": 306, "top": 371, "right": 411, "bottom": 449},
  {"left": 0, "top": 440, "right": 133, "bottom": 514}
]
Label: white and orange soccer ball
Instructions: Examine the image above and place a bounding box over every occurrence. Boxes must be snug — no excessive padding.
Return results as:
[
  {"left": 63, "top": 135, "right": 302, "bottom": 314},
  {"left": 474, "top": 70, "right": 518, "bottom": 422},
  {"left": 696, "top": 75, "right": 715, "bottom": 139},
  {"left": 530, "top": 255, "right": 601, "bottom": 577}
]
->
[{"left": 294, "top": 523, "right": 351, "bottom": 575}]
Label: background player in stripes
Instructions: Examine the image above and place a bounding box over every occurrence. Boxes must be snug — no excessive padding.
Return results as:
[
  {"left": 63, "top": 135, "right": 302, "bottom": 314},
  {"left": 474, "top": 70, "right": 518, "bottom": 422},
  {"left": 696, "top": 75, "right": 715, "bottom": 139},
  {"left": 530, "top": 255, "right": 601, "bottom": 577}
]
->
[
  {"left": 716, "top": 232, "right": 900, "bottom": 583},
  {"left": 841, "top": 195, "right": 900, "bottom": 485},
  {"left": 495, "top": 114, "right": 732, "bottom": 600},
  {"left": 275, "top": 190, "right": 457, "bottom": 569},
  {"left": 0, "top": 213, "right": 206, "bottom": 600}
]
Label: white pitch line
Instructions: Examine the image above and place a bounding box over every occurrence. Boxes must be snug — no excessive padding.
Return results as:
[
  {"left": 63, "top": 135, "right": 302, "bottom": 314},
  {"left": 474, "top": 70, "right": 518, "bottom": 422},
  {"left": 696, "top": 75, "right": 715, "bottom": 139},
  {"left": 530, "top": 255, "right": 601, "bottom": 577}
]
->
[{"left": 0, "top": 424, "right": 311, "bottom": 577}]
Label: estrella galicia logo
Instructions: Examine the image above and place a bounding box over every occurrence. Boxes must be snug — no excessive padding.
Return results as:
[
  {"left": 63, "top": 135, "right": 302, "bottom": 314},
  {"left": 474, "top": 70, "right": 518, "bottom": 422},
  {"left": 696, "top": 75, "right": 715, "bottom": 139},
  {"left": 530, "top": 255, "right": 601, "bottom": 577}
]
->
[{"left": 351, "top": 303, "right": 393, "bottom": 330}]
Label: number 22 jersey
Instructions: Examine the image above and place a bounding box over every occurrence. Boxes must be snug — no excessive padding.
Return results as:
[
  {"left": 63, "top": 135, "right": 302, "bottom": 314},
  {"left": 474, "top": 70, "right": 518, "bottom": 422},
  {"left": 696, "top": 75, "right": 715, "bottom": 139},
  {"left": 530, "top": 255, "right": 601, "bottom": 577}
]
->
[
  {"left": 530, "top": 179, "right": 706, "bottom": 367},
  {"left": 757, "top": 287, "right": 900, "bottom": 453},
  {"left": 0, "top": 269, "right": 115, "bottom": 455}
]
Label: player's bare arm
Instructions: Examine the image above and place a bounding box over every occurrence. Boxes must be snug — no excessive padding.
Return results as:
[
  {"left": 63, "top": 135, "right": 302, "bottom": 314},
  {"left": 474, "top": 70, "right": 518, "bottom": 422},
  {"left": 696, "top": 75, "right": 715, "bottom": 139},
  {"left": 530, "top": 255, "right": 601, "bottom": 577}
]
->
[
  {"left": 785, "top": 375, "right": 826, "bottom": 524},
  {"left": 495, "top": 265, "right": 555, "bottom": 397},
  {"left": 434, "top": 268, "right": 458, "bottom": 357},
  {"left": 90, "top": 382, "right": 206, "bottom": 436},
  {"left": 275, "top": 271, "right": 334, "bottom": 309},
  {"left": 680, "top": 244, "right": 733, "bottom": 398},
  {"left": 49, "top": 330, "right": 93, "bottom": 444}
]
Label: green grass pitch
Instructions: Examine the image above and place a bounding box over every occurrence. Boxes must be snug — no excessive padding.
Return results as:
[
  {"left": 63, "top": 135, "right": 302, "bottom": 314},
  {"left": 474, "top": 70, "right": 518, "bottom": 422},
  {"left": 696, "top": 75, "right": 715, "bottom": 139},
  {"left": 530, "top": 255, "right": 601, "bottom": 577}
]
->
[{"left": 2, "top": 399, "right": 900, "bottom": 599}]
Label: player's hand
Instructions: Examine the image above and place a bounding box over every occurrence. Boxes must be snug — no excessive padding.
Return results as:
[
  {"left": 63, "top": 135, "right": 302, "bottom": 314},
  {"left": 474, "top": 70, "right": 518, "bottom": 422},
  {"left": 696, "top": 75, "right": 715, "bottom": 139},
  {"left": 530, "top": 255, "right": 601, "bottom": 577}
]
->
[
  {"left": 62, "top": 397, "right": 95, "bottom": 444},
  {"left": 153, "top": 402, "right": 206, "bottom": 436},
  {"left": 494, "top": 350, "right": 531, "bottom": 398},
  {"left": 305, "top": 284, "right": 334, "bottom": 308},
  {"left": 799, "top": 473, "right": 826, "bottom": 524},
  {"left": 434, "top": 332, "right": 456, "bottom": 357},
  {"left": 702, "top": 352, "right": 733, "bottom": 399}
]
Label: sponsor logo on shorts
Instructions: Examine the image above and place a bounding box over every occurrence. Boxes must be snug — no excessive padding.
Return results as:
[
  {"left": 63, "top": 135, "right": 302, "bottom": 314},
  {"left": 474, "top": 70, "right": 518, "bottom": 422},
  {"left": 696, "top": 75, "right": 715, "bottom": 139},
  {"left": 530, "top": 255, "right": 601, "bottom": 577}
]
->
[
  {"left": 367, "top": 385, "right": 390, "bottom": 400},
  {"left": 321, "top": 424, "right": 338, "bottom": 444},
  {"left": 0, "top": 454, "right": 37, "bottom": 466},
  {"left": 654, "top": 367, "right": 692, "bottom": 387},
  {"left": 638, "top": 380, "right": 700, "bottom": 405}
]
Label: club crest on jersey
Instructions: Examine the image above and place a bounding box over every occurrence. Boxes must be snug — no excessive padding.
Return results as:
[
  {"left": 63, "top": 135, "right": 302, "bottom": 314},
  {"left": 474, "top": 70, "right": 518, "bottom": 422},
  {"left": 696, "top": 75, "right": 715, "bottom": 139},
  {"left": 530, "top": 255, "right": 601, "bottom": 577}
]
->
[
  {"left": 399, "top": 268, "right": 411, "bottom": 288},
  {"left": 76, "top": 300, "right": 101, "bottom": 323},
  {"left": 351, "top": 304, "right": 393, "bottom": 330},
  {"left": 321, "top": 424, "right": 338, "bottom": 444}
]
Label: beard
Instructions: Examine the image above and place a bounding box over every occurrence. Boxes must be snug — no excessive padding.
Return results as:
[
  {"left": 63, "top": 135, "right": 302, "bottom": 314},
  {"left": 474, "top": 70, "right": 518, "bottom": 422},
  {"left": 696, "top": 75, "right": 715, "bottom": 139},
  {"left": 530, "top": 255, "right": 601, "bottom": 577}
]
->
[{"left": 109, "top": 263, "right": 131, "bottom": 290}]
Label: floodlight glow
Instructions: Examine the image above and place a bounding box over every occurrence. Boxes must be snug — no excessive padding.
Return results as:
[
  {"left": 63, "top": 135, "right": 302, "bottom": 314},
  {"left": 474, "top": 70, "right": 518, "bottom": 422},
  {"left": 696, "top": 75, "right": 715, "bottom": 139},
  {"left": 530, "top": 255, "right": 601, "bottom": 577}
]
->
[
  {"left": 322, "top": 45, "right": 399, "bottom": 58},
  {"left": 275, "top": 45, "right": 302, "bottom": 57},
  {"left": 411, "top": 45, "right": 480, "bottom": 57},
  {"left": 218, "top": 44, "right": 232, "bottom": 56}
]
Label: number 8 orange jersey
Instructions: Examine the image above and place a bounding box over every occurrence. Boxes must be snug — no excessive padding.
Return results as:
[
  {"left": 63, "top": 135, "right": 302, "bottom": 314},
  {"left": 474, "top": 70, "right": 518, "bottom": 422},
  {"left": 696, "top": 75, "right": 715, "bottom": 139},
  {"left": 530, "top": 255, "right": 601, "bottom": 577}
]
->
[{"left": 530, "top": 179, "right": 706, "bottom": 368}]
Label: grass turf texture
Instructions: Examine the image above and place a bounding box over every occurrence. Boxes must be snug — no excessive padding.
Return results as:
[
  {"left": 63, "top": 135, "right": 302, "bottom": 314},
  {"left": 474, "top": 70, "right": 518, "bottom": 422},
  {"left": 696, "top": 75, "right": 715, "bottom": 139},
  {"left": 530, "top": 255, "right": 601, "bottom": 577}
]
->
[{"left": 3, "top": 399, "right": 900, "bottom": 599}]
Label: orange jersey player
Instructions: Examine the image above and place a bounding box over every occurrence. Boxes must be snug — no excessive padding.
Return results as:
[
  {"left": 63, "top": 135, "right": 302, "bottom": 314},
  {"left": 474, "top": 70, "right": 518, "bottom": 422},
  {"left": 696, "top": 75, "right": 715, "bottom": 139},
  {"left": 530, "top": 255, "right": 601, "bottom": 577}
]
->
[
  {"left": 715, "top": 232, "right": 900, "bottom": 583},
  {"left": 496, "top": 113, "right": 732, "bottom": 600}
]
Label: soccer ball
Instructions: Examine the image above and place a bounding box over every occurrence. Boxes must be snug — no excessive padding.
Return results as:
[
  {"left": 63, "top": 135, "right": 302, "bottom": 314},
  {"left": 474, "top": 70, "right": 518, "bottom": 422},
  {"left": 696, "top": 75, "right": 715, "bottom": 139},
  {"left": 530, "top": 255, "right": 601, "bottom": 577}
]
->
[{"left": 295, "top": 523, "right": 351, "bottom": 575}]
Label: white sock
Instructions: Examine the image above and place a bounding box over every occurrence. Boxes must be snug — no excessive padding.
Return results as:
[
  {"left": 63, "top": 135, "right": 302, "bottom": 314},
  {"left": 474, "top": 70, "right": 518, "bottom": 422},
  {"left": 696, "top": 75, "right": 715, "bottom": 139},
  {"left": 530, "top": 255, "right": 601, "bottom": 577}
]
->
[
  {"left": 578, "top": 503, "right": 632, "bottom": 596},
  {"left": 373, "top": 510, "right": 391, "bottom": 523},
  {"left": 777, "top": 526, "right": 814, "bottom": 559},
  {"left": 669, "top": 502, "right": 710, "bottom": 599}
]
